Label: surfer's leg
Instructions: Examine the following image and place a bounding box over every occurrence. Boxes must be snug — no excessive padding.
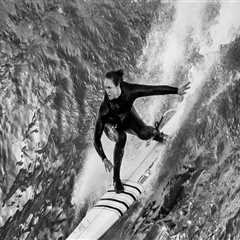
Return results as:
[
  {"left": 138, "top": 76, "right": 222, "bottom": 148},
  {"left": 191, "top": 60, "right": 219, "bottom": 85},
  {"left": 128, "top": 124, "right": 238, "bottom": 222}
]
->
[
  {"left": 113, "top": 130, "right": 127, "bottom": 193},
  {"left": 104, "top": 123, "right": 120, "bottom": 142},
  {"left": 103, "top": 124, "right": 127, "bottom": 193},
  {"left": 123, "top": 107, "right": 166, "bottom": 143}
]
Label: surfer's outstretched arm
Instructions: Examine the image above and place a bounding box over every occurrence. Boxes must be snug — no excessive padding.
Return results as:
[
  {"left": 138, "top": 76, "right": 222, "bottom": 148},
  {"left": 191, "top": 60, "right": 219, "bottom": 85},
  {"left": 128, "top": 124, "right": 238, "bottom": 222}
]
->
[
  {"left": 128, "top": 83, "right": 178, "bottom": 100},
  {"left": 94, "top": 114, "right": 107, "bottom": 160}
]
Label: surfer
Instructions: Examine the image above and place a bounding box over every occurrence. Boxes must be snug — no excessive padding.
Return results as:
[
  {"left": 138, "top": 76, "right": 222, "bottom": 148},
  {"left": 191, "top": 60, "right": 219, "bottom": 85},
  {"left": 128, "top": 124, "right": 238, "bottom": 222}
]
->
[{"left": 94, "top": 69, "right": 190, "bottom": 193}]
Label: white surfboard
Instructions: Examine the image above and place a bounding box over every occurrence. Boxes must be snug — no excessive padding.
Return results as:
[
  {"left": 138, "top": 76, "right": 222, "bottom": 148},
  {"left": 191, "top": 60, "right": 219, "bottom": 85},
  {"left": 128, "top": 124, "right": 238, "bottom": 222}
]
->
[
  {"left": 67, "top": 181, "right": 143, "bottom": 240},
  {"left": 67, "top": 109, "right": 176, "bottom": 240}
]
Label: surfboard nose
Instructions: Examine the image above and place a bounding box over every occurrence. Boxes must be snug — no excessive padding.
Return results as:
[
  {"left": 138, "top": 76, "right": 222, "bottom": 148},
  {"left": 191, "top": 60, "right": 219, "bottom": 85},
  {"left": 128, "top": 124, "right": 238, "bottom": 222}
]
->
[{"left": 66, "top": 181, "right": 144, "bottom": 240}]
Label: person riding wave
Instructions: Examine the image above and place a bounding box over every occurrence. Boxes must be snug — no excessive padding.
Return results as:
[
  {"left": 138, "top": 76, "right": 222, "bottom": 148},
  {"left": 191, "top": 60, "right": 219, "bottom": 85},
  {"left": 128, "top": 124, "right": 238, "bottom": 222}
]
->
[{"left": 94, "top": 69, "right": 190, "bottom": 193}]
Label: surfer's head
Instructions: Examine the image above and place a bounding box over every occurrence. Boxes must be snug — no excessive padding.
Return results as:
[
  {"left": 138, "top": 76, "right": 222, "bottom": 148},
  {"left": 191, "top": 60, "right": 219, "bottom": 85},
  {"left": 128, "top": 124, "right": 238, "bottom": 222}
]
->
[{"left": 104, "top": 69, "right": 123, "bottom": 100}]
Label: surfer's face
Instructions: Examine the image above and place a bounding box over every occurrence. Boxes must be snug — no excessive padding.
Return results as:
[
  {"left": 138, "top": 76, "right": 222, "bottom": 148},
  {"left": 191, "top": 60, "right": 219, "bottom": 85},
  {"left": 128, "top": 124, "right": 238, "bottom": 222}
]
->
[{"left": 104, "top": 78, "right": 121, "bottom": 100}]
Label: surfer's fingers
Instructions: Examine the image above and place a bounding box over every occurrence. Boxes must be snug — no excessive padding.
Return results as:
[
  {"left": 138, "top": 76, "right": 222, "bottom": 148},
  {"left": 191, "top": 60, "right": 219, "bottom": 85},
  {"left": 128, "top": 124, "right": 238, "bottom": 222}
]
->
[
  {"left": 183, "top": 84, "right": 191, "bottom": 90},
  {"left": 183, "top": 81, "right": 190, "bottom": 87},
  {"left": 104, "top": 163, "right": 110, "bottom": 172},
  {"left": 106, "top": 162, "right": 113, "bottom": 172},
  {"left": 181, "top": 82, "right": 191, "bottom": 91},
  {"left": 108, "top": 165, "right": 112, "bottom": 172}
]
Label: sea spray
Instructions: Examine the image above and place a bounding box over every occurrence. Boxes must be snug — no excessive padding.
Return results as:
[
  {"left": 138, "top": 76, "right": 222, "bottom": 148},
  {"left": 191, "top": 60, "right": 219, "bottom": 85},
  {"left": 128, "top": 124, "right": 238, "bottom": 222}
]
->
[
  {"left": 72, "top": 135, "right": 114, "bottom": 210},
  {"left": 140, "top": 0, "right": 240, "bottom": 134},
  {"left": 71, "top": 0, "right": 240, "bottom": 223}
]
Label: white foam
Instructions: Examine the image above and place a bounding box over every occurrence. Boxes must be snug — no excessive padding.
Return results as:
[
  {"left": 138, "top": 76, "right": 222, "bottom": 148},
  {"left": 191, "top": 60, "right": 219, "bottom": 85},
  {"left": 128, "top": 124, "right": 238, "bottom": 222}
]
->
[{"left": 71, "top": 0, "right": 240, "bottom": 212}]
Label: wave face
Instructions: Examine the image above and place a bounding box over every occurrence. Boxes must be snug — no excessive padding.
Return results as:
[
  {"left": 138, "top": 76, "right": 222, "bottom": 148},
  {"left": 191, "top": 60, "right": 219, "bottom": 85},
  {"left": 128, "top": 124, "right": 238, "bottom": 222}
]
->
[{"left": 100, "top": 1, "right": 240, "bottom": 239}]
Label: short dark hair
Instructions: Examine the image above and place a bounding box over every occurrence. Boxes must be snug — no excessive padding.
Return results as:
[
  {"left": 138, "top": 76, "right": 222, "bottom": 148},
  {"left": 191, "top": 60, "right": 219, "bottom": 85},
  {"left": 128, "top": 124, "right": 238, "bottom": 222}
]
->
[{"left": 105, "top": 69, "right": 124, "bottom": 86}]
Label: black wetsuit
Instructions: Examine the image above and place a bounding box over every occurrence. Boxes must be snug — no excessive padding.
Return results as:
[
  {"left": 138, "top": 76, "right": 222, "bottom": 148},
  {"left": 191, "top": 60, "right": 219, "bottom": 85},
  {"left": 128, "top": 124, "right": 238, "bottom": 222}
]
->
[{"left": 94, "top": 81, "right": 178, "bottom": 183}]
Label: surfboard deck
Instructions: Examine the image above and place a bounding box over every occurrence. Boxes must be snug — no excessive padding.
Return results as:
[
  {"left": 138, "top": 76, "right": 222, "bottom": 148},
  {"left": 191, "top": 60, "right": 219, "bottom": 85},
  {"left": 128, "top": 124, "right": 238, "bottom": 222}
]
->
[
  {"left": 67, "top": 181, "right": 143, "bottom": 240},
  {"left": 66, "top": 109, "right": 176, "bottom": 240}
]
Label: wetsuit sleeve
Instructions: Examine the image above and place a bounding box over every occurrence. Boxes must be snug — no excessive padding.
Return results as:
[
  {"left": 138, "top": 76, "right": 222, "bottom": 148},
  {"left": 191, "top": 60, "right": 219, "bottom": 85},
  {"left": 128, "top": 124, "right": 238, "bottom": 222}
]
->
[
  {"left": 94, "top": 113, "right": 107, "bottom": 161},
  {"left": 129, "top": 83, "right": 178, "bottom": 100}
]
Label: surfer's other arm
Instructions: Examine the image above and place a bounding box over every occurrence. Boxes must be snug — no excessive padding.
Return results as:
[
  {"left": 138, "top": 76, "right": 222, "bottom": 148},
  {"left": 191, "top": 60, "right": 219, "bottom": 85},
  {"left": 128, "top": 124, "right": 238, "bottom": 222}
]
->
[
  {"left": 128, "top": 81, "right": 191, "bottom": 99},
  {"left": 129, "top": 83, "right": 178, "bottom": 99},
  {"left": 94, "top": 114, "right": 107, "bottom": 160}
]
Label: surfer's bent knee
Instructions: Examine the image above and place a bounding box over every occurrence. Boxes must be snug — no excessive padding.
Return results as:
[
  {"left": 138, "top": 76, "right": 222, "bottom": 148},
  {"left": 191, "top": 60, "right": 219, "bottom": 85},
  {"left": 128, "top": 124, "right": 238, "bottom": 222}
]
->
[
  {"left": 137, "top": 127, "right": 154, "bottom": 140},
  {"left": 104, "top": 124, "right": 120, "bottom": 142}
]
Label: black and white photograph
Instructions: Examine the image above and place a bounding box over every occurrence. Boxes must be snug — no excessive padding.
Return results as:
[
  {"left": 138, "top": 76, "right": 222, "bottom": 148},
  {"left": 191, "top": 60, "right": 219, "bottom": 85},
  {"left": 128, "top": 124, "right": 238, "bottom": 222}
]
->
[{"left": 0, "top": 0, "right": 240, "bottom": 239}]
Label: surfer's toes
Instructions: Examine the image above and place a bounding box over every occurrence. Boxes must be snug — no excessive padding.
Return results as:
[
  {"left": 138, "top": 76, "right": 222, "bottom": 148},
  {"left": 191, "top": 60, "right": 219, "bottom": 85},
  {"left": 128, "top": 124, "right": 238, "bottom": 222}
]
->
[
  {"left": 153, "top": 131, "right": 168, "bottom": 143},
  {"left": 114, "top": 180, "right": 124, "bottom": 193},
  {"left": 162, "top": 133, "right": 171, "bottom": 142}
]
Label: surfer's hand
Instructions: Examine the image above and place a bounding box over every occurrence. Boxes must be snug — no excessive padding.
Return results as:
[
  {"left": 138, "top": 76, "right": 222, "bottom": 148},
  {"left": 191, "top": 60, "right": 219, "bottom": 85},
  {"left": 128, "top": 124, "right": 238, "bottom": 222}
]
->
[
  {"left": 103, "top": 158, "right": 113, "bottom": 172},
  {"left": 178, "top": 82, "right": 191, "bottom": 96}
]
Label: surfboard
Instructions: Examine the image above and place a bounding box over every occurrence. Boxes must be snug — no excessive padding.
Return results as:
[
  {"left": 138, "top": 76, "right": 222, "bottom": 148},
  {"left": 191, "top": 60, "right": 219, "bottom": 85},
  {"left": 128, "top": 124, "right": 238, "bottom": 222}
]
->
[
  {"left": 66, "top": 109, "right": 176, "bottom": 240},
  {"left": 67, "top": 181, "right": 143, "bottom": 240}
]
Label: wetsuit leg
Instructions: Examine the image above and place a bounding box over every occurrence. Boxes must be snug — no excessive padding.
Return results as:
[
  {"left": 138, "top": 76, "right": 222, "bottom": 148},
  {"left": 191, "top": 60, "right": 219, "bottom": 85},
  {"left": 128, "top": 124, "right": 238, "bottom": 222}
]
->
[
  {"left": 113, "top": 130, "right": 127, "bottom": 192},
  {"left": 122, "top": 107, "right": 164, "bottom": 142},
  {"left": 104, "top": 124, "right": 127, "bottom": 193}
]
